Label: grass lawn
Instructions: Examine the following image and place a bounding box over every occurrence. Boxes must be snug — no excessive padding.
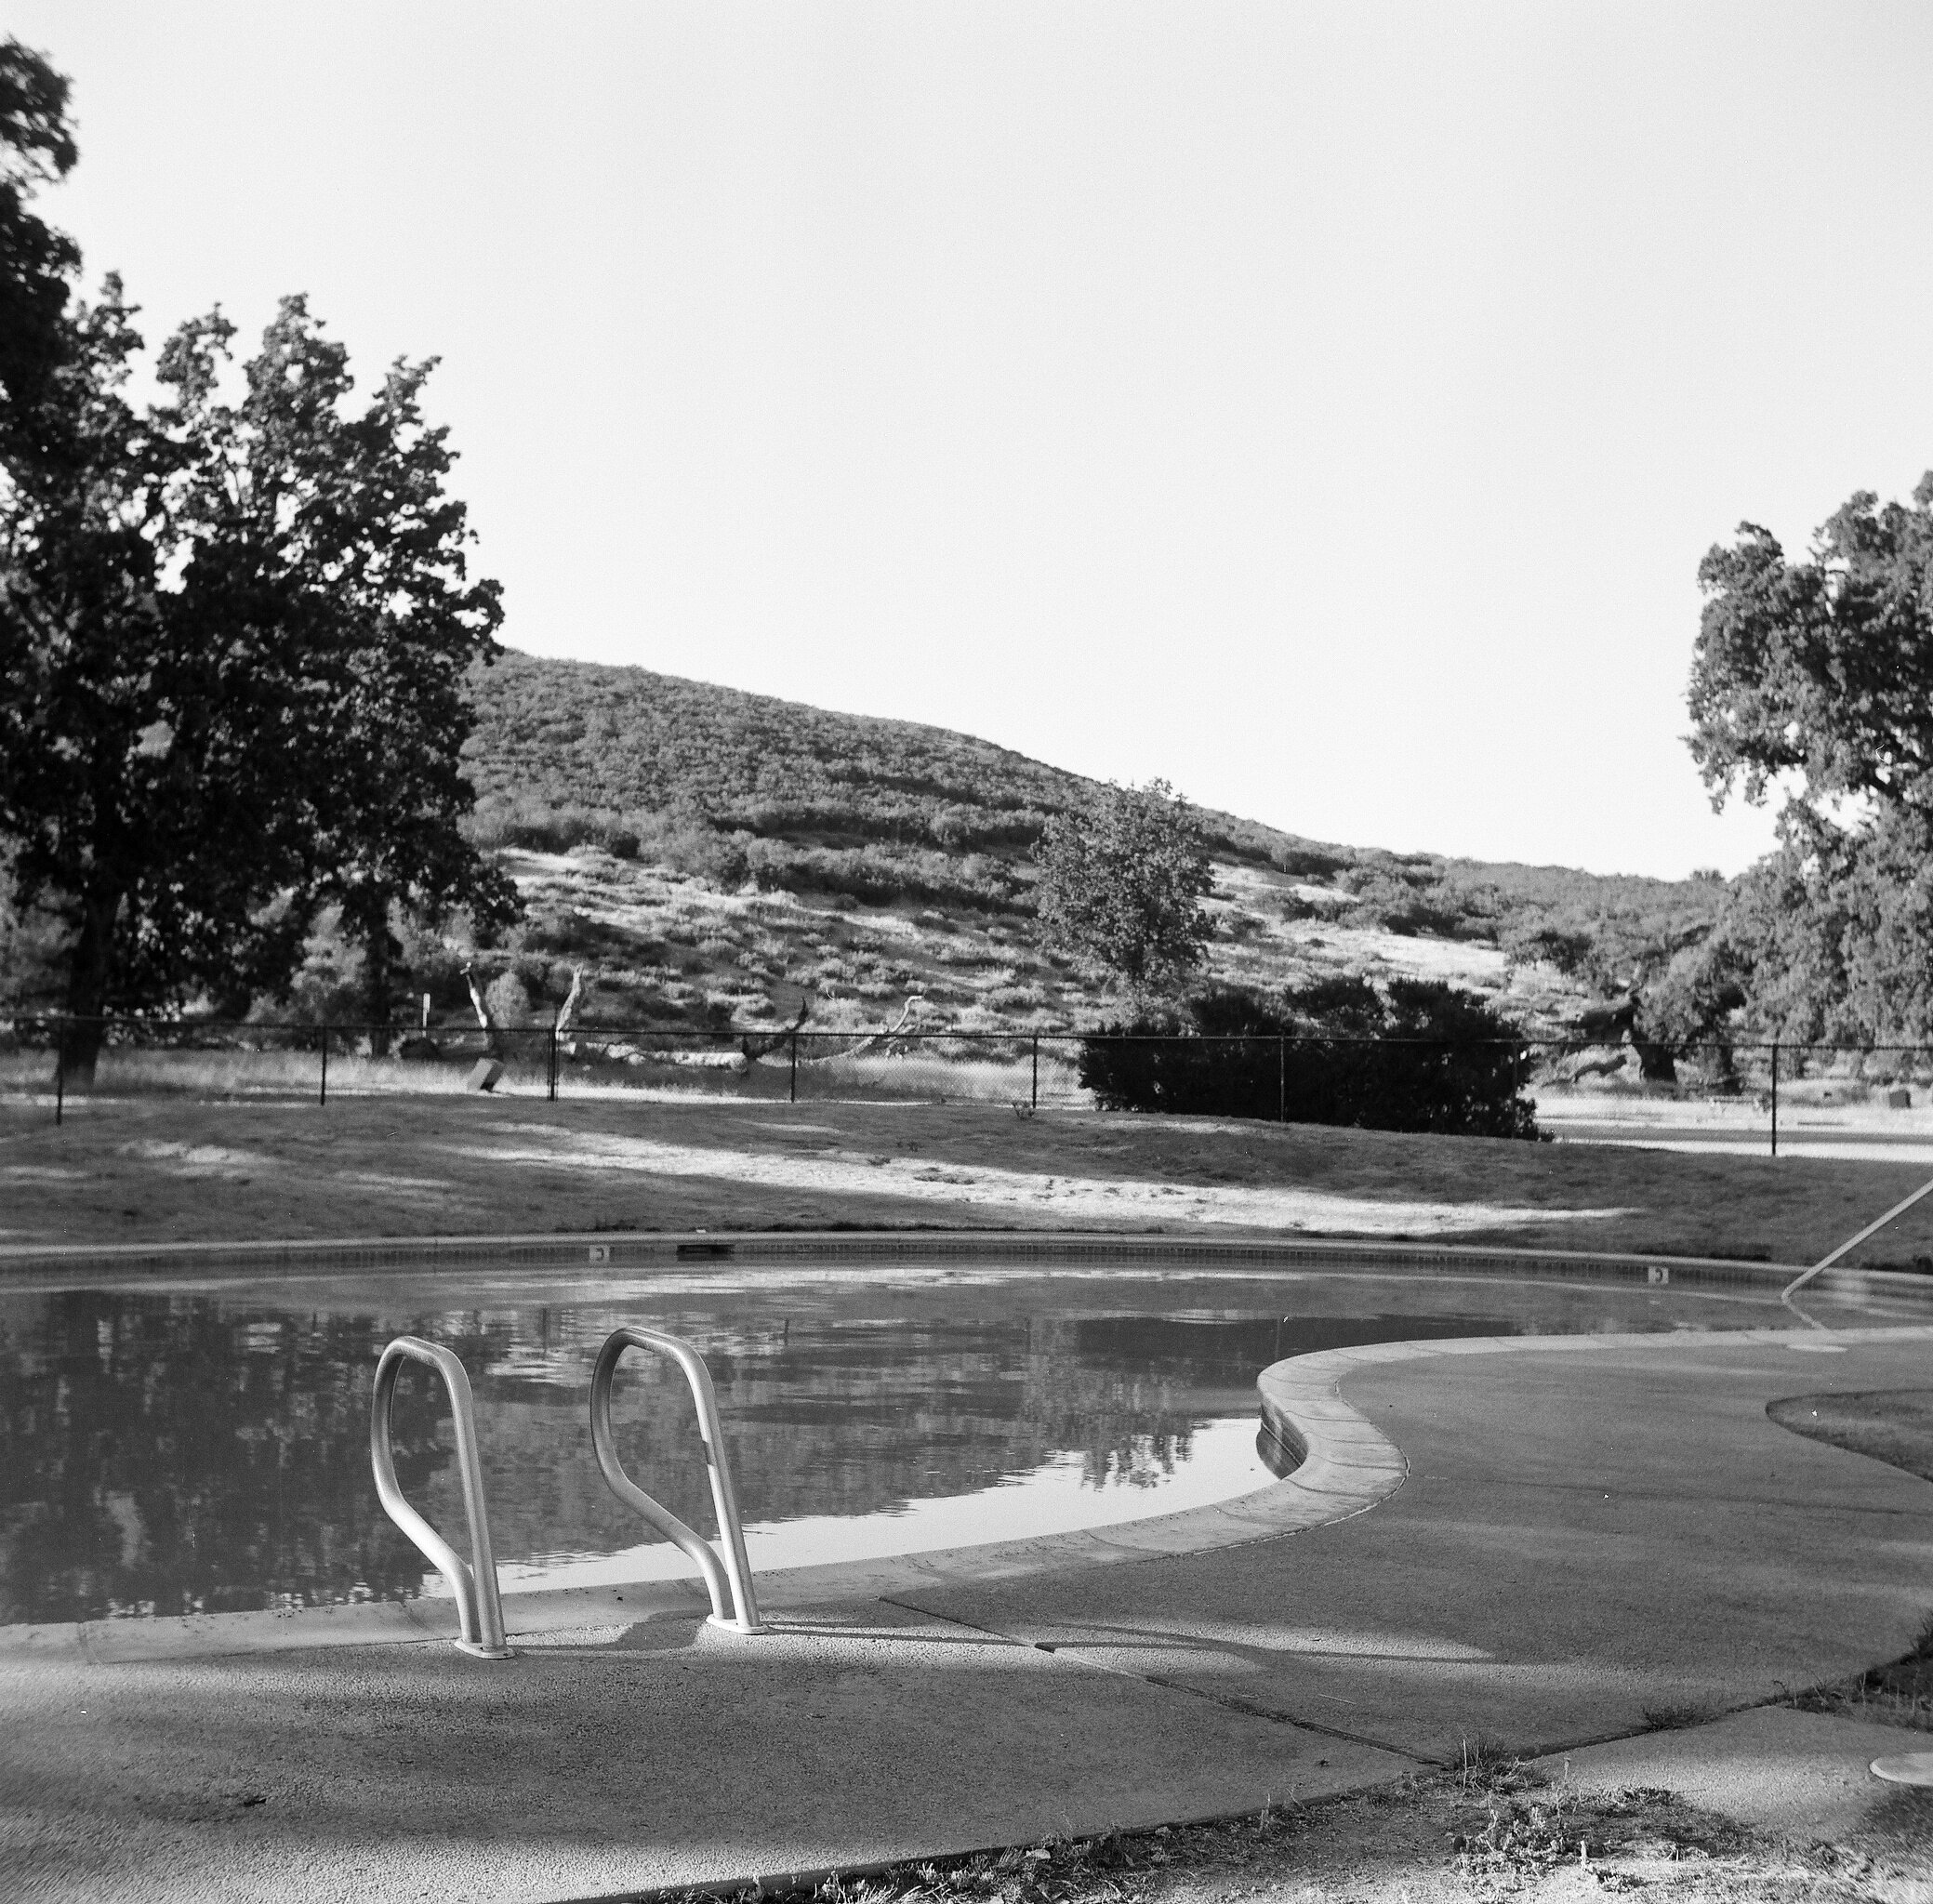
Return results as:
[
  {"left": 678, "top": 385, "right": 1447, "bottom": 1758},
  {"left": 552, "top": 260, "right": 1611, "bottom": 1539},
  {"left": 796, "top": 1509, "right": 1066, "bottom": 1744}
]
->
[{"left": 9, "top": 1088, "right": 1933, "bottom": 1267}]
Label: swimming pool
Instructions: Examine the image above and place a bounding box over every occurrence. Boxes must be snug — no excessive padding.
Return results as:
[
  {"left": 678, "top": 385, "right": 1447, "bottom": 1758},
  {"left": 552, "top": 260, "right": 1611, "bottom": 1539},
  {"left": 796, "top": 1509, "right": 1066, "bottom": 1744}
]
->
[{"left": 2, "top": 1255, "right": 1920, "bottom": 1626}]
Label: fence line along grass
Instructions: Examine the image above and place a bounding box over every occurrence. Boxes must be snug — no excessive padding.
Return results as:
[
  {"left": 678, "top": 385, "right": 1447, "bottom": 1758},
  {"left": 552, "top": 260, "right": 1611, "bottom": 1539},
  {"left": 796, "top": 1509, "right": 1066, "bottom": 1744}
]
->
[
  {"left": 0, "top": 1039, "right": 1094, "bottom": 1109},
  {"left": 0, "top": 1046, "right": 551, "bottom": 1100}
]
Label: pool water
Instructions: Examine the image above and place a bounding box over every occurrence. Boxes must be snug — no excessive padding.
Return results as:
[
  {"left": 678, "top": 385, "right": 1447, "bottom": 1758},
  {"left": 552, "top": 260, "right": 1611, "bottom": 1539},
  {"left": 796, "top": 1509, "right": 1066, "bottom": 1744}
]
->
[{"left": 0, "top": 1260, "right": 1913, "bottom": 1625}]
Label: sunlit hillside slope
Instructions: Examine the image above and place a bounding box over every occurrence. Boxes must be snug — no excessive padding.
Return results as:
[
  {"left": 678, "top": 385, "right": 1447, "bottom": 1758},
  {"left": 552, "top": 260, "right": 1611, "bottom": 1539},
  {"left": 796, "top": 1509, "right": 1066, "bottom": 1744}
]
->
[{"left": 444, "top": 651, "right": 1721, "bottom": 1036}]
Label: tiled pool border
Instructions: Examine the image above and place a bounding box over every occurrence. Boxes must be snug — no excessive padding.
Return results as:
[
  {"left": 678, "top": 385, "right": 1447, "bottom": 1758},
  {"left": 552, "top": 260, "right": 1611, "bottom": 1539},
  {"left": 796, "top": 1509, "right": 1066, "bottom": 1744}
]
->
[{"left": 4, "top": 1223, "right": 1931, "bottom": 1303}]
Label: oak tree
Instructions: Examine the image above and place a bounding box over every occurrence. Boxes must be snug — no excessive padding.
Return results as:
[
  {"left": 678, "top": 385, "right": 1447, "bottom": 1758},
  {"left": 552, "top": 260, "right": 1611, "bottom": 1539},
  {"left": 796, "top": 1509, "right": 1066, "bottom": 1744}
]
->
[
  {"left": 158, "top": 300, "right": 516, "bottom": 1047},
  {"left": 1, "top": 288, "right": 514, "bottom": 1076},
  {"left": 0, "top": 284, "right": 316, "bottom": 1078},
  {"left": 1688, "top": 481, "right": 1933, "bottom": 1041}
]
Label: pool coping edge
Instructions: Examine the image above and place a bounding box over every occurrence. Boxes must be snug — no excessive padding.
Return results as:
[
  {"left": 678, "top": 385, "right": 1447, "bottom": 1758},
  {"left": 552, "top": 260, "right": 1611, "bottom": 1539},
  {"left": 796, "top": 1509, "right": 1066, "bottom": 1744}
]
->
[{"left": 5, "top": 1224, "right": 1931, "bottom": 1302}]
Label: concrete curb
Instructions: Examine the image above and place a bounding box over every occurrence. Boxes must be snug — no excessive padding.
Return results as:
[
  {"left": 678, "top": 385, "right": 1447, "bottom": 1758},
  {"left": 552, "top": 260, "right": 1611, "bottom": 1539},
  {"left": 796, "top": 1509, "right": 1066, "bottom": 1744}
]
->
[{"left": 12, "top": 1318, "right": 1930, "bottom": 1668}]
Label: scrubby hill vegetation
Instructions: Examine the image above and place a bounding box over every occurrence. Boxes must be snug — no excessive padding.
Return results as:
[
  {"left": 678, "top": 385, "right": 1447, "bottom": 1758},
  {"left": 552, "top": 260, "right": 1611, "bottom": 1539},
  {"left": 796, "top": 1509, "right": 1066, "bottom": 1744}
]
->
[{"left": 410, "top": 649, "right": 1724, "bottom": 1039}]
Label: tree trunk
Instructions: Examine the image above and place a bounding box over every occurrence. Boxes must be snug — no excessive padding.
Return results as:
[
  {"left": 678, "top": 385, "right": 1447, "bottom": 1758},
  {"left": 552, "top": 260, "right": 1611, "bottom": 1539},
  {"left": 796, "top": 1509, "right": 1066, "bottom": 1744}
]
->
[
  {"left": 347, "top": 885, "right": 399, "bottom": 1056},
  {"left": 59, "top": 882, "right": 122, "bottom": 1091},
  {"left": 462, "top": 963, "right": 504, "bottom": 1060}
]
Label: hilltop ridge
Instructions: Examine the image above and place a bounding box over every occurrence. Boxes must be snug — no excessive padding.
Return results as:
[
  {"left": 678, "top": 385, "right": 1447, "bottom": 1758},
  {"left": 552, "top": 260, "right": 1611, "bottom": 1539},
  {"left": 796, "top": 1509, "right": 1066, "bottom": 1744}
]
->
[{"left": 461, "top": 647, "right": 1311, "bottom": 868}]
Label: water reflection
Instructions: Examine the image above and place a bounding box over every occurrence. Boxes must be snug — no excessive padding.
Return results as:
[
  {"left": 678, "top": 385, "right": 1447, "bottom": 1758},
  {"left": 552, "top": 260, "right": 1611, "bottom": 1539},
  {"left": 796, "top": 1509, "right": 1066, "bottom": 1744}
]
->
[{"left": 0, "top": 1263, "right": 1881, "bottom": 1625}]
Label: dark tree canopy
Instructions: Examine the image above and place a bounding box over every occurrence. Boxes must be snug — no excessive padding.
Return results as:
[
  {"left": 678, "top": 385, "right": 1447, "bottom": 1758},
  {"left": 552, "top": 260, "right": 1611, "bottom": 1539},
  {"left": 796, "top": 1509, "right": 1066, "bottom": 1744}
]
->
[
  {"left": 0, "top": 281, "right": 312, "bottom": 1067},
  {"left": 1032, "top": 778, "right": 1214, "bottom": 996},
  {"left": 0, "top": 281, "right": 512, "bottom": 1073},
  {"left": 1689, "top": 483, "right": 1933, "bottom": 823},
  {"left": 1687, "top": 480, "right": 1933, "bottom": 1044},
  {"left": 1079, "top": 978, "right": 1537, "bottom": 1139},
  {"left": 0, "top": 37, "right": 78, "bottom": 452},
  {"left": 157, "top": 299, "right": 516, "bottom": 1040}
]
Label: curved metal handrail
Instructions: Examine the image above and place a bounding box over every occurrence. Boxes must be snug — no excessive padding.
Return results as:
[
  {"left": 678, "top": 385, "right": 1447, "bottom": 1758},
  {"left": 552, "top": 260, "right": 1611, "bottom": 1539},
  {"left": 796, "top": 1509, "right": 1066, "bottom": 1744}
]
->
[
  {"left": 590, "top": 1325, "right": 764, "bottom": 1634},
  {"left": 371, "top": 1336, "right": 512, "bottom": 1659},
  {"left": 1783, "top": 1169, "right": 1933, "bottom": 1302}
]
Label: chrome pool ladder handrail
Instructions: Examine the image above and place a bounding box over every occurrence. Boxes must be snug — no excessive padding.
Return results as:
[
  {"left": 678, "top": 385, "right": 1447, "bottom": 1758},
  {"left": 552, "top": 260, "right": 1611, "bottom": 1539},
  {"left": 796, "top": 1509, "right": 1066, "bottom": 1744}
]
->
[
  {"left": 1783, "top": 1168, "right": 1933, "bottom": 1302},
  {"left": 371, "top": 1335, "right": 512, "bottom": 1659},
  {"left": 590, "top": 1325, "right": 764, "bottom": 1634}
]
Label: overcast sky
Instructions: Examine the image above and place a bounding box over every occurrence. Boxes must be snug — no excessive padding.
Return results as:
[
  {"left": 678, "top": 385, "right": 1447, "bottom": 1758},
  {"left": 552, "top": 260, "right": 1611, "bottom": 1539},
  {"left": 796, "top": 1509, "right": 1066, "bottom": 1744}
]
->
[{"left": 15, "top": 3, "right": 1933, "bottom": 878}]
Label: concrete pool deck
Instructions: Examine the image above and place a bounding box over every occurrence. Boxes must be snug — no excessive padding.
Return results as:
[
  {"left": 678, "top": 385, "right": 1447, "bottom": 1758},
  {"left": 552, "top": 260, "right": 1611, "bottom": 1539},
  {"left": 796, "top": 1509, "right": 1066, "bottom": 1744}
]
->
[
  {"left": 4, "top": 1314, "right": 1933, "bottom": 1894},
  {"left": 5, "top": 1319, "right": 1931, "bottom": 1901}
]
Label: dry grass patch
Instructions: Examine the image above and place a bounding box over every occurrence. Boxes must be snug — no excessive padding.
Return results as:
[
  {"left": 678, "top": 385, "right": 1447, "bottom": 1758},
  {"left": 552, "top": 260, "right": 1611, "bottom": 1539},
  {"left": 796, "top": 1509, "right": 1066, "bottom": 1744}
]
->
[{"left": 667, "top": 1756, "right": 1913, "bottom": 1904}]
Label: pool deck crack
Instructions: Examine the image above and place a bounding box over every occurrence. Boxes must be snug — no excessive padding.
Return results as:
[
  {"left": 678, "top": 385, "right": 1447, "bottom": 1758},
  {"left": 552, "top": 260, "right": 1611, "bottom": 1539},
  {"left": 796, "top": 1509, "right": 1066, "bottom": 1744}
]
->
[{"left": 879, "top": 1594, "right": 1440, "bottom": 1767}]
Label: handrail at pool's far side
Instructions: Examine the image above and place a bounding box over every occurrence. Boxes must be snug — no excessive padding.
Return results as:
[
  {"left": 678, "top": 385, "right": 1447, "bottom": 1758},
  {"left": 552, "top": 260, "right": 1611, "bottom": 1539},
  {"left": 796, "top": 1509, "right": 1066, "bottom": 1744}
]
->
[
  {"left": 370, "top": 1336, "right": 512, "bottom": 1659},
  {"left": 590, "top": 1325, "right": 764, "bottom": 1634},
  {"left": 1783, "top": 1169, "right": 1933, "bottom": 1302}
]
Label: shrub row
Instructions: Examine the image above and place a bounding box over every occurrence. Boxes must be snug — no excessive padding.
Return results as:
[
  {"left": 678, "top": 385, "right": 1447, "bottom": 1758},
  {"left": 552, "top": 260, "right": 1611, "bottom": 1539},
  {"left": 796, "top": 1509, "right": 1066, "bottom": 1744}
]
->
[{"left": 1079, "top": 979, "right": 1538, "bottom": 1139}]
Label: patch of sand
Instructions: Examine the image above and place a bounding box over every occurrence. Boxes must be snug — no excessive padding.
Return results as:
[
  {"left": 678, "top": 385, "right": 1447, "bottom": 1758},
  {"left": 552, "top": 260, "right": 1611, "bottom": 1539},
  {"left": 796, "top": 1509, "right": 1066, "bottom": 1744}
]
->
[
  {"left": 453, "top": 1123, "right": 1634, "bottom": 1236},
  {"left": 117, "top": 1140, "right": 279, "bottom": 1174}
]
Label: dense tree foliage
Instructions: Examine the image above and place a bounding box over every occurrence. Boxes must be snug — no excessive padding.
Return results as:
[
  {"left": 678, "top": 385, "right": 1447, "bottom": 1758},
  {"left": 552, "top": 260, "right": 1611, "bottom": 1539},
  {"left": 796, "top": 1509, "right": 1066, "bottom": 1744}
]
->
[
  {"left": 0, "top": 46, "right": 509, "bottom": 1066},
  {"left": 1032, "top": 779, "right": 1215, "bottom": 996},
  {"left": 158, "top": 300, "right": 516, "bottom": 1045},
  {"left": 1688, "top": 483, "right": 1933, "bottom": 1043},
  {"left": 0, "top": 38, "right": 78, "bottom": 456},
  {"left": 0, "top": 284, "right": 510, "bottom": 1071},
  {"left": 0, "top": 282, "right": 313, "bottom": 1075},
  {"left": 1690, "top": 489, "right": 1933, "bottom": 820},
  {"left": 1080, "top": 979, "right": 1537, "bottom": 1137}
]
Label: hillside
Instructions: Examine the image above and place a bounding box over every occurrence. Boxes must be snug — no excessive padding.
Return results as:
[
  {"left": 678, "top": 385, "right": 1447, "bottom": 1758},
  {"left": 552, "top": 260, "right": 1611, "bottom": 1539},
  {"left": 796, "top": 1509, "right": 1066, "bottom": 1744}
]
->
[{"left": 432, "top": 651, "right": 1721, "bottom": 1038}]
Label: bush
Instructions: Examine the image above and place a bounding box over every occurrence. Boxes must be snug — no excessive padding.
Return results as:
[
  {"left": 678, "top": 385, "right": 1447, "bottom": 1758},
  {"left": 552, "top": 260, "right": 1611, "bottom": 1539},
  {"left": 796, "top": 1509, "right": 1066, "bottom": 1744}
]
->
[
  {"left": 629, "top": 812, "right": 751, "bottom": 887},
  {"left": 1269, "top": 842, "right": 1353, "bottom": 879},
  {"left": 466, "top": 794, "right": 637, "bottom": 857},
  {"left": 743, "top": 839, "right": 1019, "bottom": 911},
  {"left": 483, "top": 972, "right": 532, "bottom": 1026},
  {"left": 1338, "top": 868, "right": 1502, "bottom": 941},
  {"left": 1079, "top": 980, "right": 1537, "bottom": 1137}
]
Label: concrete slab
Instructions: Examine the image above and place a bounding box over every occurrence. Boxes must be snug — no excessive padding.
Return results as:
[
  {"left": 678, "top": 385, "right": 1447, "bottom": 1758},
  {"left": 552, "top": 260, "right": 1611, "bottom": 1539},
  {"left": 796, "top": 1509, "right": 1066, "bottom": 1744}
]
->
[
  {"left": 0, "top": 1601, "right": 1415, "bottom": 1904},
  {"left": 1535, "top": 1706, "right": 1933, "bottom": 1864},
  {"left": 896, "top": 1333, "right": 1933, "bottom": 1765}
]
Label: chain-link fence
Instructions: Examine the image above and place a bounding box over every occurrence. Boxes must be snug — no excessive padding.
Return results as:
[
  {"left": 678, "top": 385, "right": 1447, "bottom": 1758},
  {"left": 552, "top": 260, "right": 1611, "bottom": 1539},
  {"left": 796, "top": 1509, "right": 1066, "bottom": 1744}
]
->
[
  {"left": 0, "top": 1018, "right": 1089, "bottom": 1114},
  {"left": 7, "top": 1015, "right": 1933, "bottom": 1153}
]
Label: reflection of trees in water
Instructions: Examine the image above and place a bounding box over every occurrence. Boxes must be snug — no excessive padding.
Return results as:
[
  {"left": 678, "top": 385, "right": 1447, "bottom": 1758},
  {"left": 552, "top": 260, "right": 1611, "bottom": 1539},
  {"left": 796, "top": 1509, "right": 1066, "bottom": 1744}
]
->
[
  {"left": 431, "top": 1313, "right": 1254, "bottom": 1560},
  {"left": 0, "top": 1295, "right": 1491, "bottom": 1625},
  {"left": 0, "top": 1296, "right": 445, "bottom": 1622}
]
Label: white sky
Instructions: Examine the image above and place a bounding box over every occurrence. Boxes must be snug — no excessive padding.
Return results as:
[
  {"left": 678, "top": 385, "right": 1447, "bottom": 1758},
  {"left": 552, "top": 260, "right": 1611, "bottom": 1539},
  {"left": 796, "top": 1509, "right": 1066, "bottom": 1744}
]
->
[{"left": 14, "top": 2, "right": 1933, "bottom": 879}]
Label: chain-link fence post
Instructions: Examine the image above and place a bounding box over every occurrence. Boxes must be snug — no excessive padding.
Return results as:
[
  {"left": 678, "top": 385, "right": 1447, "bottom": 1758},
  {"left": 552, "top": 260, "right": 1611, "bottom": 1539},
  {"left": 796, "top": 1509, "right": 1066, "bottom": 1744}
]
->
[
  {"left": 789, "top": 1026, "right": 799, "bottom": 1104},
  {"left": 54, "top": 1021, "right": 64, "bottom": 1127},
  {"left": 1031, "top": 1032, "right": 1039, "bottom": 1111},
  {"left": 319, "top": 1025, "right": 329, "bottom": 1107},
  {"left": 1770, "top": 1040, "right": 1779, "bottom": 1157},
  {"left": 548, "top": 1024, "right": 558, "bottom": 1103}
]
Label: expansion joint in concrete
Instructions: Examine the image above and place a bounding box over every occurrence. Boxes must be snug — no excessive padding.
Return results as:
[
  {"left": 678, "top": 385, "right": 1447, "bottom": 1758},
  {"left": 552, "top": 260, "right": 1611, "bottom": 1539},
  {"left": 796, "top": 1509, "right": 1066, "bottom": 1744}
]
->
[{"left": 880, "top": 1594, "right": 1436, "bottom": 1768}]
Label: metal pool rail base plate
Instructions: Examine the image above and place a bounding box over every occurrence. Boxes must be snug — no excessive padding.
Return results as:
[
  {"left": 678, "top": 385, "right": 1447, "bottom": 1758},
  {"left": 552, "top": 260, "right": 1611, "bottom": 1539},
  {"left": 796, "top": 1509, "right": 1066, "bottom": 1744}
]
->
[{"left": 10, "top": 1319, "right": 1931, "bottom": 1668}]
